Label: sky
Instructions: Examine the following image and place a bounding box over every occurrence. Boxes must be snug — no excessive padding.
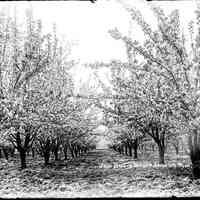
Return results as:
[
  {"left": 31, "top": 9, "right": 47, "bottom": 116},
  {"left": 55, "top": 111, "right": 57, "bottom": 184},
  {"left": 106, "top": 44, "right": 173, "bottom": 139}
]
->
[
  {"left": 2, "top": 0, "right": 197, "bottom": 67},
  {"left": 4, "top": 0, "right": 196, "bottom": 61}
]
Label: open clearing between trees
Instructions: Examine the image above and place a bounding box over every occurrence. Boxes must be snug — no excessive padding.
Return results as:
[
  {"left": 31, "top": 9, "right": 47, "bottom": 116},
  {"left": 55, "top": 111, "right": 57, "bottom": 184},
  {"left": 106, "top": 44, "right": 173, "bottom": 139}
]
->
[{"left": 0, "top": 148, "right": 199, "bottom": 197}]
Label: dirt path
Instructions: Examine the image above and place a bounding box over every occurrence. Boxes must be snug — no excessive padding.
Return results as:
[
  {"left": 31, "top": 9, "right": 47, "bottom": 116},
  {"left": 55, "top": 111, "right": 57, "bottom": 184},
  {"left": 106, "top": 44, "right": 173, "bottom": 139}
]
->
[{"left": 0, "top": 148, "right": 198, "bottom": 197}]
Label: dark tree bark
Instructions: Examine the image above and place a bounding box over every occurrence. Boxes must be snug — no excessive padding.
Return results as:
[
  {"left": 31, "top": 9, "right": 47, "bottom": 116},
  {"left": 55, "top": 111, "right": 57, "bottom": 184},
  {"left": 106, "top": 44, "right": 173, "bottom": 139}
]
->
[
  {"left": 44, "top": 152, "right": 50, "bottom": 166},
  {"left": 69, "top": 144, "right": 75, "bottom": 158},
  {"left": 10, "top": 147, "right": 15, "bottom": 157},
  {"left": 128, "top": 145, "right": 132, "bottom": 157},
  {"left": 74, "top": 145, "right": 79, "bottom": 157},
  {"left": 32, "top": 147, "right": 35, "bottom": 158},
  {"left": 129, "top": 138, "right": 139, "bottom": 159},
  {"left": 133, "top": 144, "right": 138, "bottom": 159},
  {"left": 52, "top": 137, "right": 61, "bottom": 161},
  {"left": 158, "top": 144, "right": 165, "bottom": 164},
  {"left": 192, "top": 161, "right": 200, "bottom": 179},
  {"left": 148, "top": 122, "right": 166, "bottom": 164},
  {"left": 53, "top": 148, "right": 59, "bottom": 160},
  {"left": 172, "top": 142, "right": 179, "bottom": 155},
  {"left": 77, "top": 145, "right": 81, "bottom": 156},
  {"left": 189, "top": 131, "right": 200, "bottom": 179},
  {"left": 37, "top": 137, "right": 52, "bottom": 166},
  {"left": 113, "top": 146, "right": 116, "bottom": 152},
  {"left": 174, "top": 145, "right": 179, "bottom": 155},
  {"left": 8, "top": 125, "right": 38, "bottom": 169},
  {"left": 19, "top": 149, "right": 27, "bottom": 169},
  {"left": 16, "top": 132, "right": 30, "bottom": 169},
  {"left": 152, "top": 144, "right": 155, "bottom": 152},
  {"left": 120, "top": 146, "right": 123, "bottom": 154},
  {"left": 2, "top": 148, "right": 8, "bottom": 160},
  {"left": 140, "top": 143, "right": 144, "bottom": 154},
  {"left": 125, "top": 145, "right": 128, "bottom": 156},
  {"left": 118, "top": 146, "right": 121, "bottom": 154},
  {"left": 63, "top": 144, "right": 68, "bottom": 160}
]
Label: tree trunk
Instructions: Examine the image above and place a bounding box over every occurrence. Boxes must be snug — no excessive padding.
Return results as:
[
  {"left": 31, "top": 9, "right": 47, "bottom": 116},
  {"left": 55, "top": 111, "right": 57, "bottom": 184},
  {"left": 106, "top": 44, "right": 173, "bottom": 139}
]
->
[
  {"left": 133, "top": 146, "right": 138, "bottom": 159},
  {"left": 152, "top": 144, "right": 155, "bottom": 152},
  {"left": 125, "top": 145, "right": 128, "bottom": 156},
  {"left": 175, "top": 146, "right": 179, "bottom": 155},
  {"left": 76, "top": 146, "right": 80, "bottom": 157},
  {"left": 118, "top": 147, "right": 121, "bottom": 154},
  {"left": 120, "top": 146, "right": 122, "bottom": 154},
  {"left": 44, "top": 152, "right": 50, "bottom": 166},
  {"left": 74, "top": 146, "right": 78, "bottom": 157},
  {"left": 173, "top": 144, "right": 179, "bottom": 155},
  {"left": 70, "top": 148, "right": 75, "bottom": 158},
  {"left": 133, "top": 139, "right": 138, "bottom": 159},
  {"left": 0, "top": 148, "right": 2, "bottom": 158},
  {"left": 158, "top": 145, "right": 165, "bottom": 164},
  {"left": 140, "top": 144, "right": 144, "bottom": 154},
  {"left": 11, "top": 148, "right": 15, "bottom": 157},
  {"left": 19, "top": 150, "right": 27, "bottom": 169},
  {"left": 3, "top": 148, "right": 8, "bottom": 160},
  {"left": 192, "top": 161, "right": 200, "bottom": 179},
  {"left": 54, "top": 148, "right": 59, "bottom": 161},
  {"left": 188, "top": 132, "right": 200, "bottom": 179},
  {"left": 128, "top": 145, "right": 132, "bottom": 157},
  {"left": 64, "top": 145, "right": 68, "bottom": 160}
]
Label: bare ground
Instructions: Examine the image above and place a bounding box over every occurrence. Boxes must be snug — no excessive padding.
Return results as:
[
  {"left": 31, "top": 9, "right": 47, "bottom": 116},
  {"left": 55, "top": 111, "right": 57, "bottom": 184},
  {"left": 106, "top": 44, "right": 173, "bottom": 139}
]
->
[{"left": 0, "top": 149, "right": 199, "bottom": 197}]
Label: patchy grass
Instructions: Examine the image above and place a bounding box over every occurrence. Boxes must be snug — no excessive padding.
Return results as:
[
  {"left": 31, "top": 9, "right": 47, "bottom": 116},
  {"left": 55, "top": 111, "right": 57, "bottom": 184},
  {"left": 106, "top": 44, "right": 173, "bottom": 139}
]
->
[{"left": 0, "top": 149, "right": 198, "bottom": 197}]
